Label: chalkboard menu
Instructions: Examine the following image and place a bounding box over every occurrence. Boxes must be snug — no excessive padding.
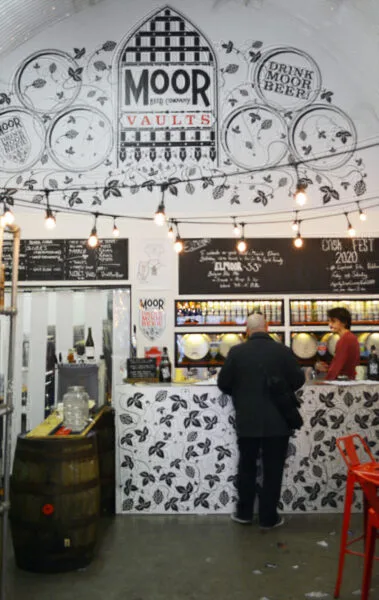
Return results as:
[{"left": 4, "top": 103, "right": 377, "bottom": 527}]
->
[
  {"left": 126, "top": 358, "right": 157, "bottom": 381},
  {"left": 179, "top": 238, "right": 379, "bottom": 295},
  {"left": 2, "top": 238, "right": 128, "bottom": 281}
]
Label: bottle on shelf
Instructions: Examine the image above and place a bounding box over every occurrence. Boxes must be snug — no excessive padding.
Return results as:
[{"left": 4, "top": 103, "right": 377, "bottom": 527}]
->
[
  {"left": 367, "top": 345, "right": 379, "bottom": 381},
  {"left": 131, "top": 324, "right": 137, "bottom": 358},
  {"left": 85, "top": 327, "right": 95, "bottom": 361},
  {"left": 159, "top": 347, "right": 172, "bottom": 383},
  {"left": 67, "top": 348, "right": 75, "bottom": 363}
]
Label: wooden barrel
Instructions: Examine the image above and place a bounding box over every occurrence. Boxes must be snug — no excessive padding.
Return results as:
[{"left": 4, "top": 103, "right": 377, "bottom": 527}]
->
[
  {"left": 92, "top": 407, "right": 115, "bottom": 516},
  {"left": 10, "top": 432, "right": 100, "bottom": 573}
]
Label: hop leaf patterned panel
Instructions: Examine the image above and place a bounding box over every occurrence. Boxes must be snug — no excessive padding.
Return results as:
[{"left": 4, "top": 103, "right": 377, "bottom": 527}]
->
[{"left": 116, "top": 384, "right": 379, "bottom": 514}]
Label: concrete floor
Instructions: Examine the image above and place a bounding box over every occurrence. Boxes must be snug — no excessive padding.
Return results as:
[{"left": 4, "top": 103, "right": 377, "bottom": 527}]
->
[{"left": 4, "top": 514, "right": 378, "bottom": 600}]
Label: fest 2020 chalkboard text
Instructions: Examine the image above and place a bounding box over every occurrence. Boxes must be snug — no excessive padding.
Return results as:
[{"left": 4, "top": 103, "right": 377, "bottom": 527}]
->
[{"left": 178, "top": 238, "right": 379, "bottom": 294}]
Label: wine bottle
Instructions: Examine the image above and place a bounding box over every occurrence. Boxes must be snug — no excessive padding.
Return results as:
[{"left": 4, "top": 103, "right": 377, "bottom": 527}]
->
[
  {"left": 85, "top": 327, "right": 95, "bottom": 361},
  {"left": 131, "top": 325, "right": 137, "bottom": 358},
  {"left": 159, "top": 347, "right": 172, "bottom": 383},
  {"left": 367, "top": 345, "right": 379, "bottom": 381}
]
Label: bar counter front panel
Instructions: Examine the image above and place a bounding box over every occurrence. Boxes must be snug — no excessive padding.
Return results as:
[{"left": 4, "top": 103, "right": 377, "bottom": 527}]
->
[{"left": 115, "top": 383, "right": 379, "bottom": 515}]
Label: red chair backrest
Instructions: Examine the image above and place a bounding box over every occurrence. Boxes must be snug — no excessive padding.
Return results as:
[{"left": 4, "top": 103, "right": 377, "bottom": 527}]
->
[{"left": 336, "top": 434, "right": 375, "bottom": 469}]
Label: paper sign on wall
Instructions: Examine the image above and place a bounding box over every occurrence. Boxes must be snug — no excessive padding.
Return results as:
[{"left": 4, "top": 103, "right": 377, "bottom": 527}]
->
[{"left": 139, "top": 296, "right": 166, "bottom": 341}]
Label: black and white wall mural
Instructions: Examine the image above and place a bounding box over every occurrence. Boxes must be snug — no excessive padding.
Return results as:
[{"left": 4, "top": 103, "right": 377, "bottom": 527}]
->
[{"left": 0, "top": 1, "right": 375, "bottom": 215}]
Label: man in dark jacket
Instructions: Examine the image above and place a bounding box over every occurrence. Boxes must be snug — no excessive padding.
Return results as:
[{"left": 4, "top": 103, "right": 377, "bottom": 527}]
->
[{"left": 217, "top": 312, "right": 305, "bottom": 529}]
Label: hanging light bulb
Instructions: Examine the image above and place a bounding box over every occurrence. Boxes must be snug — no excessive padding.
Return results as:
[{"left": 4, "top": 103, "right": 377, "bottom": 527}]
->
[
  {"left": 293, "top": 232, "right": 303, "bottom": 248},
  {"left": 345, "top": 212, "right": 356, "bottom": 237},
  {"left": 87, "top": 214, "right": 99, "bottom": 248},
  {"left": 112, "top": 217, "right": 120, "bottom": 237},
  {"left": 294, "top": 181, "right": 307, "bottom": 206},
  {"left": 45, "top": 207, "right": 56, "bottom": 229},
  {"left": 154, "top": 188, "right": 166, "bottom": 226},
  {"left": 357, "top": 202, "right": 367, "bottom": 222},
  {"left": 233, "top": 217, "right": 241, "bottom": 237},
  {"left": 167, "top": 220, "right": 175, "bottom": 239},
  {"left": 173, "top": 221, "right": 183, "bottom": 253},
  {"left": 236, "top": 223, "right": 247, "bottom": 254},
  {"left": 3, "top": 203, "right": 15, "bottom": 226},
  {"left": 174, "top": 236, "right": 184, "bottom": 253}
]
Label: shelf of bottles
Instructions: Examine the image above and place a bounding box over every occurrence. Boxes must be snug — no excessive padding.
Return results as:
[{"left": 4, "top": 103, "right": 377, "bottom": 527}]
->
[
  {"left": 290, "top": 299, "right": 379, "bottom": 326},
  {"left": 175, "top": 299, "right": 284, "bottom": 327},
  {"left": 175, "top": 331, "right": 284, "bottom": 368}
]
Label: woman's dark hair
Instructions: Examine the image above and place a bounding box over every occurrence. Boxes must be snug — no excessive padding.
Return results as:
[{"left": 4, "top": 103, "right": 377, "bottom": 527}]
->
[{"left": 327, "top": 307, "right": 352, "bottom": 329}]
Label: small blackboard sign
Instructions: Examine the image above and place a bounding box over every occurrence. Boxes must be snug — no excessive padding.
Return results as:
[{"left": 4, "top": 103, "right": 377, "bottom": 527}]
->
[
  {"left": 3, "top": 238, "right": 128, "bottom": 281},
  {"left": 126, "top": 358, "right": 157, "bottom": 381}
]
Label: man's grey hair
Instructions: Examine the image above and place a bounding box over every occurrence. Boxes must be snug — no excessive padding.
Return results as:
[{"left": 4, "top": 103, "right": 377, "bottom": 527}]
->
[{"left": 246, "top": 312, "right": 267, "bottom": 333}]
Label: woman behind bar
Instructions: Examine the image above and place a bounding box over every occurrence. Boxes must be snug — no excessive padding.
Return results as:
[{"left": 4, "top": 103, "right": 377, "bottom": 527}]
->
[{"left": 315, "top": 307, "right": 360, "bottom": 380}]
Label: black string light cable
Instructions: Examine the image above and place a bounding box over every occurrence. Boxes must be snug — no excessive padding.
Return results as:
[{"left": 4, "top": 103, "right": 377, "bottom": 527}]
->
[
  {"left": 7, "top": 194, "right": 379, "bottom": 246},
  {"left": 3, "top": 139, "right": 379, "bottom": 195}
]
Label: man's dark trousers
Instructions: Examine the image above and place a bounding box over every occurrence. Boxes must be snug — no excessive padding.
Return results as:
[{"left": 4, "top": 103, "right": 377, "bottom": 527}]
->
[{"left": 236, "top": 436, "right": 290, "bottom": 526}]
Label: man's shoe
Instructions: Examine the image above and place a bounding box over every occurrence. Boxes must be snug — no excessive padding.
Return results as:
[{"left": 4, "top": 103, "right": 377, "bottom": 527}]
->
[
  {"left": 230, "top": 513, "right": 252, "bottom": 525},
  {"left": 260, "top": 516, "right": 285, "bottom": 530}
]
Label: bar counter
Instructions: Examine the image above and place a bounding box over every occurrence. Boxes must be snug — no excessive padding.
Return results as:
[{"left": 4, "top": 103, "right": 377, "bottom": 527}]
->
[{"left": 115, "top": 382, "right": 379, "bottom": 515}]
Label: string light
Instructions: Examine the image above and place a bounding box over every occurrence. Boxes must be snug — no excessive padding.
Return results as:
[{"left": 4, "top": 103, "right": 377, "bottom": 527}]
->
[
  {"left": 2, "top": 202, "right": 15, "bottom": 226},
  {"left": 112, "top": 217, "right": 120, "bottom": 237},
  {"left": 293, "top": 221, "right": 303, "bottom": 248},
  {"left": 167, "top": 220, "right": 175, "bottom": 239},
  {"left": 154, "top": 188, "right": 166, "bottom": 226},
  {"left": 357, "top": 202, "right": 367, "bottom": 221},
  {"left": 44, "top": 190, "right": 56, "bottom": 229},
  {"left": 291, "top": 211, "right": 299, "bottom": 232},
  {"left": 345, "top": 212, "right": 356, "bottom": 237},
  {"left": 236, "top": 223, "right": 247, "bottom": 254},
  {"left": 173, "top": 222, "right": 183, "bottom": 253},
  {"left": 293, "top": 232, "right": 303, "bottom": 248},
  {"left": 233, "top": 217, "right": 241, "bottom": 237},
  {"left": 294, "top": 181, "right": 307, "bottom": 206},
  {"left": 87, "top": 214, "right": 99, "bottom": 248}
]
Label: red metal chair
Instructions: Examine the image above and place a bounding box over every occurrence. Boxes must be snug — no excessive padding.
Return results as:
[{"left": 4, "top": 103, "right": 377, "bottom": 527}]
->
[
  {"left": 334, "top": 434, "right": 379, "bottom": 598},
  {"left": 359, "top": 477, "right": 379, "bottom": 600}
]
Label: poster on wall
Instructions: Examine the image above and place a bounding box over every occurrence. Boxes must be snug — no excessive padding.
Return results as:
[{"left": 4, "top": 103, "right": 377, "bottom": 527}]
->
[
  {"left": 138, "top": 295, "right": 167, "bottom": 341},
  {"left": 0, "top": 2, "right": 373, "bottom": 219},
  {"left": 133, "top": 238, "right": 173, "bottom": 289}
]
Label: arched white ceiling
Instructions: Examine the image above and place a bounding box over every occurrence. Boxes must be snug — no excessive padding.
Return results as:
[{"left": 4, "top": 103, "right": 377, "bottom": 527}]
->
[
  {"left": 0, "top": 0, "right": 107, "bottom": 56},
  {"left": 0, "top": 0, "right": 379, "bottom": 225}
]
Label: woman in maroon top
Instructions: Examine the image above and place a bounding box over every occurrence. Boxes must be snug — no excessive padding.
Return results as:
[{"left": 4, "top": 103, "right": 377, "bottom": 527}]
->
[{"left": 315, "top": 307, "right": 360, "bottom": 380}]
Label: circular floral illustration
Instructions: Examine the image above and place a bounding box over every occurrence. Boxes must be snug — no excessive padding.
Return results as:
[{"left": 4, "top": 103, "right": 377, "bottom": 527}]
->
[
  {"left": 289, "top": 104, "right": 357, "bottom": 171},
  {"left": 222, "top": 103, "right": 288, "bottom": 169},
  {"left": 15, "top": 50, "right": 82, "bottom": 114},
  {"left": 47, "top": 106, "right": 113, "bottom": 171},
  {"left": 0, "top": 107, "right": 45, "bottom": 172},
  {"left": 253, "top": 46, "right": 321, "bottom": 112}
]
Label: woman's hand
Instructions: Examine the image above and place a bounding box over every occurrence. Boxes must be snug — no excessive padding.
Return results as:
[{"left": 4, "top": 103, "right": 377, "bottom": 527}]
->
[{"left": 315, "top": 361, "right": 329, "bottom": 373}]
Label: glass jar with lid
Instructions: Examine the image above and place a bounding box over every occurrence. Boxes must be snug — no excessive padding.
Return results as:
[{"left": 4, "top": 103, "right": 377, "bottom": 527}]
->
[{"left": 63, "top": 385, "right": 89, "bottom": 432}]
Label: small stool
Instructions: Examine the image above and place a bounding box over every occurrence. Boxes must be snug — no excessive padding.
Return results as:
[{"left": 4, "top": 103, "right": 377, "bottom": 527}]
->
[{"left": 334, "top": 434, "right": 379, "bottom": 599}]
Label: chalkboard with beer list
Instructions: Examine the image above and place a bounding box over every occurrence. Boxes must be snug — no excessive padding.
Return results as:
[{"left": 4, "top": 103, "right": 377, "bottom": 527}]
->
[
  {"left": 178, "top": 238, "right": 379, "bottom": 295},
  {"left": 2, "top": 238, "right": 128, "bottom": 281}
]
